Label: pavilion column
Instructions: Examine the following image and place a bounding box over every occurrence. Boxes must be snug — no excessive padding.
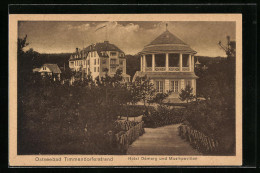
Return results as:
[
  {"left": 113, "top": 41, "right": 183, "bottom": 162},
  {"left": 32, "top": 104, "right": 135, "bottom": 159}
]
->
[
  {"left": 166, "top": 53, "right": 169, "bottom": 71},
  {"left": 189, "top": 54, "right": 192, "bottom": 71},
  {"left": 140, "top": 55, "right": 143, "bottom": 71},
  {"left": 143, "top": 55, "right": 146, "bottom": 72},
  {"left": 179, "top": 53, "right": 182, "bottom": 72},
  {"left": 152, "top": 54, "right": 155, "bottom": 71},
  {"left": 191, "top": 55, "right": 194, "bottom": 71}
]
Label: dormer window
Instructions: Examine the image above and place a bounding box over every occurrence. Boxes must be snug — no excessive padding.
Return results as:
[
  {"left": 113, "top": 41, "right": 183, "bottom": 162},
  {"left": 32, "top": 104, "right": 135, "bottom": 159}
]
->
[
  {"left": 110, "top": 52, "right": 117, "bottom": 56},
  {"left": 119, "top": 53, "right": 125, "bottom": 57},
  {"left": 101, "top": 51, "right": 107, "bottom": 56}
]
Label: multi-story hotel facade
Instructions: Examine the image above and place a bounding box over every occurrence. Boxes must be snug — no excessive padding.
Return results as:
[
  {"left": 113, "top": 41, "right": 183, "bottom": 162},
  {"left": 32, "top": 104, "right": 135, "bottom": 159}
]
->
[
  {"left": 133, "top": 29, "right": 198, "bottom": 99},
  {"left": 69, "top": 41, "right": 130, "bottom": 82}
]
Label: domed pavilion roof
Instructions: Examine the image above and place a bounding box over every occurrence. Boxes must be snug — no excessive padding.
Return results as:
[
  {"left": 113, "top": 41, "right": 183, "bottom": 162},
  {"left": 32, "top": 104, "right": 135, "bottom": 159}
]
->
[{"left": 140, "top": 30, "right": 196, "bottom": 54}]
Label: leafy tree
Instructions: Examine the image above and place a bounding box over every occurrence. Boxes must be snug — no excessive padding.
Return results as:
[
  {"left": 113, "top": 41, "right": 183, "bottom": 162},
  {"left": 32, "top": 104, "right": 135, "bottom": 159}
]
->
[
  {"left": 179, "top": 85, "right": 195, "bottom": 103},
  {"left": 133, "top": 75, "right": 156, "bottom": 107},
  {"left": 61, "top": 67, "right": 72, "bottom": 80},
  {"left": 183, "top": 51, "right": 236, "bottom": 154},
  {"left": 128, "top": 81, "right": 142, "bottom": 105},
  {"left": 18, "top": 35, "right": 29, "bottom": 54}
]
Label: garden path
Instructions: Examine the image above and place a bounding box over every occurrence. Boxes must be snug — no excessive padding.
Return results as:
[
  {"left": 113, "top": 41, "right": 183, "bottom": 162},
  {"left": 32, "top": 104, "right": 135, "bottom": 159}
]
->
[{"left": 126, "top": 124, "right": 201, "bottom": 155}]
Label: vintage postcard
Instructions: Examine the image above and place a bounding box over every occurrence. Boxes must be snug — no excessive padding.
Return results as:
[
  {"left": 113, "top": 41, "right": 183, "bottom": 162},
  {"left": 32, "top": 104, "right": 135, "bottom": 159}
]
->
[{"left": 9, "top": 14, "right": 242, "bottom": 166}]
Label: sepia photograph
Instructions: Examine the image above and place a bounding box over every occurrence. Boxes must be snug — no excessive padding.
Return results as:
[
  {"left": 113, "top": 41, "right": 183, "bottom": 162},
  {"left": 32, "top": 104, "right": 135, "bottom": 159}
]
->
[{"left": 9, "top": 14, "right": 242, "bottom": 166}]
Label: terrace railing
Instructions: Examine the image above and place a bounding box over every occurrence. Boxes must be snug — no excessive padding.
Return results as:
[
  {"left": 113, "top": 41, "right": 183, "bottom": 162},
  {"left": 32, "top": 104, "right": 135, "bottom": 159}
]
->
[
  {"left": 155, "top": 67, "right": 166, "bottom": 71},
  {"left": 182, "top": 67, "right": 190, "bottom": 71},
  {"left": 145, "top": 67, "right": 152, "bottom": 71},
  {"left": 168, "top": 67, "right": 180, "bottom": 71}
]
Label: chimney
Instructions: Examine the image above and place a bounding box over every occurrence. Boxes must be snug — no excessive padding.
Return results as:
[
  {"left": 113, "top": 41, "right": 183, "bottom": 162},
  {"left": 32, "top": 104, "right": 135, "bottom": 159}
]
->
[{"left": 76, "top": 48, "right": 79, "bottom": 53}]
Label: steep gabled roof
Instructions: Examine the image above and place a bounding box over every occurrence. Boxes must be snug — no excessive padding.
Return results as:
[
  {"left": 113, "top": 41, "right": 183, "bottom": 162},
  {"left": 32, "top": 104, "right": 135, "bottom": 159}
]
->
[
  {"left": 84, "top": 41, "right": 124, "bottom": 57},
  {"left": 70, "top": 41, "right": 125, "bottom": 60},
  {"left": 85, "top": 41, "right": 123, "bottom": 52},
  {"left": 43, "top": 64, "right": 61, "bottom": 74}
]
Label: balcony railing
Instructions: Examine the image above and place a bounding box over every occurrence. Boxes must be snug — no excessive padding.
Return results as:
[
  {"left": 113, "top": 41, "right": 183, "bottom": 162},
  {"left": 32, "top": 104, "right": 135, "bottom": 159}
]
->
[
  {"left": 168, "top": 67, "right": 180, "bottom": 71},
  {"left": 110, "top": 64, "right": 119, "bottom": 67},
  {"left": 182, "top": 67, "right": 190, "bottom": 71},
  {"left": 155, "top": 67, "right": 166, "bottom": 71},
  {"left": 145, "top": 67, "right": 152, "bottom": 71},
  {"left": 143, "top": 66, "right": 190, "bottom": 72}
]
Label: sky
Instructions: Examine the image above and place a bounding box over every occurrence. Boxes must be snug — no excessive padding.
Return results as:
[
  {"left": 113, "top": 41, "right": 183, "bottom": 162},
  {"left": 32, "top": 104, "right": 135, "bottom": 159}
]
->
[{"left": 18, "top": 21, "right": 236, "bottom": 57}]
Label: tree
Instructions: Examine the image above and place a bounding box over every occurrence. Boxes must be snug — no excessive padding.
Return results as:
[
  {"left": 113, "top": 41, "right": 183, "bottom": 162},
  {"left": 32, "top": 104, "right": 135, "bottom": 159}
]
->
[
  {"left": 128, "top": 81, "right": 141, "bottom": 105},
  {"left": 179, "top": 85, "right": 195, "bottom": 103},
  {"left": 133, "top": 75, "right": 156, "bottom": 107},
  {"left": 18, "top": 35, "right": 29, "bottom": 54}
]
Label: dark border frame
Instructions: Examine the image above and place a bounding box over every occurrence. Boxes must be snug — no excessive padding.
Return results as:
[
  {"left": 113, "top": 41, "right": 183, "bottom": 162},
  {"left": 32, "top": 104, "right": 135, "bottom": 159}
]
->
[{"left": 5, "top": 4, "right": 257, "bottom": 169}]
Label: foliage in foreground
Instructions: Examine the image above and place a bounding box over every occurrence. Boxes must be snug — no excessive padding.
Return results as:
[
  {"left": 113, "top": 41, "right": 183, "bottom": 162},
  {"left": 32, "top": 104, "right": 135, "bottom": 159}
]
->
[{"left": 143, "top": 106, "right": 185, "bottom": 128}]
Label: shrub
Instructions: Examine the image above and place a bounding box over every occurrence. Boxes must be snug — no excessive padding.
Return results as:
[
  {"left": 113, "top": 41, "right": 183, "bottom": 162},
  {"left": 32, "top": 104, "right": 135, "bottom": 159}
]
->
[
  {"left": 179, "top": 85, "right": 195, "bottom": 103},
  {"left": 144, "top": 105, "right": 185, "bottom": 128},
  {"left": 183, "top": 101, "right": 235, "bottom": 155},
  {"left": 118, "top": 105, "right": 155, "bottom": 118}
]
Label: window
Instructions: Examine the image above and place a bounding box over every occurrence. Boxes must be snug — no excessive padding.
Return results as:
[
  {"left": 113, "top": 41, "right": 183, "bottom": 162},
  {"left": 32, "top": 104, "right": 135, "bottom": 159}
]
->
[
  {"left": 185, "top": 80, "right": 192, "bottom": 87},
  {"left": 111, "top": 67, "right": 116, "bottom": 73},
  {"left": 94, "top": 67, "right": 96, "bottom": 72},
  {"left": 94, "top": 59, "right": 96, "bottom": 65},
  {"left": 156, "top": 81, "right": 164, "bottom": 93},
  {"left": 98, "top": 59, "right": 99, "bottom": 64},
  {"left": 101, "top": 51, "right": 107, "bottom": 56},
  {"left": 102, "top": 59, "right": 106, "bottom": 64},
  {"left": 170, "top": 81, "right": 179, "bottom": 92},
  {"left": 110, "top": 59, "right": 117, "bottom": 64},
  {"left": 98, "top": 67, "right": 99, "bottom": 72},
  {"left": 94, "top": 51, "right": 96, "bottom": 57},
  {"left": 102, "top": 68, "right": 108, "bottom": 72},
  {"left": 110, "top": 52, "right": 117, "bottom": 56},
  {"left": 88, "top": 60, "right": 90, "bottom": 65},
  {"left": 119, "top": 60, "right": 124, "bottom": 65}
]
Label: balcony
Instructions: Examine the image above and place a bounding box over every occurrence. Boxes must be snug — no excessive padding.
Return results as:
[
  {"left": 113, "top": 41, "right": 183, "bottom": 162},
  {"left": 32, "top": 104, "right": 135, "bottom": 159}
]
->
[
  {"left": 110, "top": 64, "right": 119, "bottom": 68},
  {"left": 145, "top": 67, "right": 152, "bottom": 71},
  {"left": 182, "top": 67, "right": 190, "bottom": 71},
  {"left": 155, "top": 67, "right": 166, "bottom": 71},
  {"left": 168, "top": 67, "right": 180, "bottom": 71}
]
